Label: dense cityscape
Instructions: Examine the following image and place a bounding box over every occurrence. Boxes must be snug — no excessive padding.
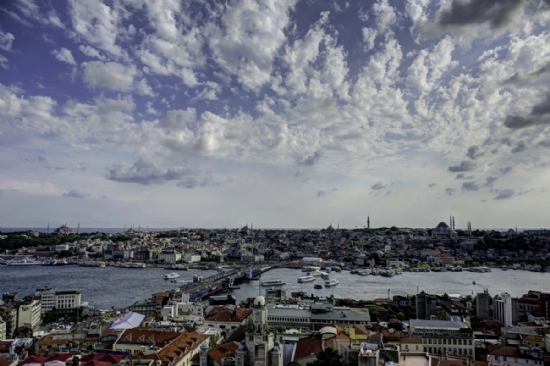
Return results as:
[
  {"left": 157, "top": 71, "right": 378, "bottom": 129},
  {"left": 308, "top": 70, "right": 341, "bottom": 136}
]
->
[{"left": 1, "top": 222, "right": 550, "bottom": 366}]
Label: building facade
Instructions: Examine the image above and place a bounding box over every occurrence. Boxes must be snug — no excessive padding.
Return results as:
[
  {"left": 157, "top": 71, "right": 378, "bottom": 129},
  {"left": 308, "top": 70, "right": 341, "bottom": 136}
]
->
[{"left": 408, "top": 319, "right": 475, "bottom": 357}]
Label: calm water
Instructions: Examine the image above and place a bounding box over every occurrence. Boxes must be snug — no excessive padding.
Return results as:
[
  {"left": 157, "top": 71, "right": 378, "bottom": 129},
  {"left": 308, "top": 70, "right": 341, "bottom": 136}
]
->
[{"left": 1, "top": 266, "right": 549, "bottom": 310}]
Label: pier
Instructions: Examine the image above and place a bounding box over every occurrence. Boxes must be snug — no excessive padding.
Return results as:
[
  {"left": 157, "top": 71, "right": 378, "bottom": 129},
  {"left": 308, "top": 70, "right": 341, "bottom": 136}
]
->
[{"left": 180, "top": 265, "right": 273, "bottom": 301}]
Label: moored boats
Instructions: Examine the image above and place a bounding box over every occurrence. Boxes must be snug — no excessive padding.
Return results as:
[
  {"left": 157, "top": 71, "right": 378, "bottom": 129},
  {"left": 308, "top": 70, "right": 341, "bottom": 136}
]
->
[
  {"left": 7, "top": 258, "right": 41, "bottom": 265},
  {"left": 320, "top": 272, "right": 330, "bottom": 279}
]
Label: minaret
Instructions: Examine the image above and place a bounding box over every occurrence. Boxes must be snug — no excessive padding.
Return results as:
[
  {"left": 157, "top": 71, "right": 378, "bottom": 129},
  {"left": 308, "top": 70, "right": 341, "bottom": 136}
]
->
[
  {"left": 77, "top": 222, "right": 80, "bottom": 235},
  {"left": 450, "top": 215, "right": 452, "bottom": 228},
  {"left": 452, "top": 216, "right": 455, "bottom": 231},
  {"left": 368, "top": 216, "right": 370, "bottom": 229},
  {"left": 47, "top": 223, "right": 50, "bottom": 234}
]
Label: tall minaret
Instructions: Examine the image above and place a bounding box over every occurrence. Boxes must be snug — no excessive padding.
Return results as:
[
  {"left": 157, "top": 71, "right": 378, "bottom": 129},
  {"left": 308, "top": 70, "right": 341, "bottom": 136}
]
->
[
  {"left": 368, "top": 216, "right": 370, "bottom": 229},
  {"left": 452, "top": 216, "right": 455, "bottom": 231},
  {"left": 47, "top": 223, "right": 50, "bottom": 234},
  {"left": 450, "top": 215, "right": 452, "bottom": 228},
  {"left": 77, "top": 222, "right": 80, "bottom": 235}
]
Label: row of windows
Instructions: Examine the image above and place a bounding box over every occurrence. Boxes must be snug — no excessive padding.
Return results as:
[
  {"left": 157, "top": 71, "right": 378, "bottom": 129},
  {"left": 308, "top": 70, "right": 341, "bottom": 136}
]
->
[
  {"left": 495, "top": 356, "right": 542, "bottom": 364},
  {"left": 268, "top": 317, "right": 309, "bottom": 323},
  {"left": 425, "top": 338, "right": 472, "bottom": 345},
  {"left": 426, "top": 347, "right": 473, "bottom": 355}
]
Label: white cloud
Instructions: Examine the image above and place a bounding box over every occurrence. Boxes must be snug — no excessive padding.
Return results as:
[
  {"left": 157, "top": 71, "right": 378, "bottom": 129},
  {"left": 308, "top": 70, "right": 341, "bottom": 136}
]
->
[
  {"left": 82, "top": 61, "right": 137, "bottom": 91},
  {"left": 0, "top": 29, "right": 15, "bottom": 51},
  {"left": 372, "top": 0, "right": 397, "bottom": 34},
  {"left": 52, "top": 48, "right": 77, "bottom": 65},
  {"left": 362, "top": 28, "right": 377, "bottom": 51},
  {"left": 79, "top": 45, "right": 106, "bottom": 61}
]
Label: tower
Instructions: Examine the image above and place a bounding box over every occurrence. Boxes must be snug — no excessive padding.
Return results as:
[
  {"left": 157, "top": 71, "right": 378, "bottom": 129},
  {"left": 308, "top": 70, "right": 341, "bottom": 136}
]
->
[
  {"left": 77, "top": 222, "right": 80, "bottom": 235},
  {"left": 452, "top": 216, "right": 455, "bottom": 231},
  {"left": 368, "top": 216, "right": 370, "bottom": 229},
  {"left": 47, "top": 223, "right": 50, "bottom": 234}
]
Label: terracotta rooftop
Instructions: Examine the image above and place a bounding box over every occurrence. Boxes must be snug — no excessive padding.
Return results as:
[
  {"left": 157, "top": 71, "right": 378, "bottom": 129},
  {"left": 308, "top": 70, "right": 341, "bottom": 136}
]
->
[
  {"left": 294, "top": 335, "right": 323, "bottom": 361},
  {"left": 401, "top": 336, "right": 423, "bottom": 344},
  {"left": 207, "top": 342, "right": 240, "bottom": 365},
  {"left": 204, "top": 307, "right": 252, "bottom": 323},
  {"left": 134, "top": 331, "right": 207, "bottom": 366},
  {"left": 117, "top": 328, "right": 181, "bottom": 347},
  {"left": 487, "top": 346, "right": 519, "bottom": 357}
]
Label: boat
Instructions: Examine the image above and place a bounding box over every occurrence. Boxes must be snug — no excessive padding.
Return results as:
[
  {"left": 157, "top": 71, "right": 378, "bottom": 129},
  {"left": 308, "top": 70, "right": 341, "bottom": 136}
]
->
[
  {"left": 7, "top": 258, "right": 41, "bottom": 265},
  {"left": 325, "top": 279, "right": 339, "bottom": 287},
  {"left": 125, "top": 262, "right": 146, "bottom": 268},
  {"left": 314, "top": 284, "right": 323, "bottom": 289},
  {"left": 170, "top": 279, "right": 178, "bottom": 283},
  {"left": 358, "top": 269, "right": 371, "bottom": 276},
  {"left": 193, "top": 274, "right": 202, "bottom": 283},
  {"left": 501, "top": 265, "right": 508, "bottom": 271},
  {"left": 324, "top": 267, "right": 332, "bottom": 273},
  {"left": 165, "top": 264, "right": 188, "bottom": 270},
  {"left": 310, "top": 270, "right": 322, "bottom": 277},
  {"left": 380, "top": 269, "right": 395, "bottom": 277},
  {"left": 217, "top": 266, "right": 229, "bottom": 274},
  {"left": 472, "top": 281, "right": 476, "bottom": 285},
  {"left": 320, "top": 272, "right": 330, "bottom": 279},
  {"left": 261, "top": 279, "right": 286, "bottom": 287},
  {"left": 79, "top": 261, "right": 105, "bottom": 267},
  {"left": 297, "top": 274, "right": 315, "bottom": 283},
  {"left": 164, "top": 272, "right": 180, "bottom": 280},
  {"left": 302, "top": 266, "right": 320, "bottom": 272}
]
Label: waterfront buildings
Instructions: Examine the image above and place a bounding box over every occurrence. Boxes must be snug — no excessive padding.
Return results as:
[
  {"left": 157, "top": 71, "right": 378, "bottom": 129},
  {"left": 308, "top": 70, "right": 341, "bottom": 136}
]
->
[
  {"left": 17, "top": 299, "right": 41, "bottom": 331},
  {"left": 494, "top": 293, "right": 514, "bottom": 327},
  {"left": 35, "top": 287, "right": 82, "bottom": 313}
]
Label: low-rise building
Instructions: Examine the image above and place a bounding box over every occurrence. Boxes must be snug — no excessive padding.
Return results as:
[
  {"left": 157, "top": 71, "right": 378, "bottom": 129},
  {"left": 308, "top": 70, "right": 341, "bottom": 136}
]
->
[{"left": 408, "top": 319, "right": 475, "bottom": 357}]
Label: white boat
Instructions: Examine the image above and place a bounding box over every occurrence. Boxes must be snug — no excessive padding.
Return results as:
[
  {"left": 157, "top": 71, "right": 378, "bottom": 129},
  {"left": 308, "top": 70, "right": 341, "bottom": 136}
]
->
[
  {"left": 310, "top": 270, "right": 322, "bottom": 277},
  {"left": 193, "top": 274, "right": 202, "bottom": 282},
  {"left": 79, "top": 261, "right": 105, "bottom": 267},
  {"left": 320, "top": 272, "right": 330, "bottom": 279},
  {"left": 358, "top": 269, "right": 371, "bottom": 276},
  {"left": 297, "top": 275, "right": 315, "bottom": 283},
  {"left": 261, "top": 279, "right": 286, "bottom": 287},
  {"left": 165, "top": 264, "right": 188, "bottom": 270},
  {"left": 7, "top": 258, "right": 41, "bottom": 265},
  {"left": 164, "top": 272, "right": 180, "bottom": 280},
  {"left": 125, "top": 262, "right": 146, "bottom": 268},
  {"left": 302, "top": 266, "right": 321, "bottom": 272},
  {"left": 325, "top": 279, "right": 339, "bottom": 287}
]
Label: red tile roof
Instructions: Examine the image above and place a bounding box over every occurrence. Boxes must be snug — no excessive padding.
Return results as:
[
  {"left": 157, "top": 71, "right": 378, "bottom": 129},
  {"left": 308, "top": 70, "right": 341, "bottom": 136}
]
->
[
  {"left": 204, "top": 307, "right": 252, "bottom": 323},
  {"left": 207, "top": 342, "right": 240, "bottom": 365},
  {"left": 294, "top": 335, "right": 322, "bottom": 361}
]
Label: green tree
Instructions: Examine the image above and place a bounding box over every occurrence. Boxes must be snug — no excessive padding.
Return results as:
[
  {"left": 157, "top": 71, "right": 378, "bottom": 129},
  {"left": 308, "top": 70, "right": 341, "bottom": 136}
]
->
[
  {"left": 442, "top": 292, "right": 450, "bottom": 301},
  {"left": 306, "top": 348, "right": 346, "bottom": 366},
  {"left": 369, "top": 308, "right": 379, "bottom": 322},
  {"left": 396, "top": 312, "right": 405, "bottom": 321}
]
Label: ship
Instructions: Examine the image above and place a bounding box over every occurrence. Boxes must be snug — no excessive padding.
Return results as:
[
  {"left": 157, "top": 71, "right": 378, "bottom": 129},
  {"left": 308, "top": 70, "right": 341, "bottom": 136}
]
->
[
  {"left": 320, "top": 272, "right": 330, "bottom": 279},
  {"left": 260, "top": 279, "right": 286, "bottom": 287},
  {"left": 297, "top": 274, "right": 315, "bottom": 283},
  {"left": 325, "top": 279, "right": 339, "bottom": 287}
]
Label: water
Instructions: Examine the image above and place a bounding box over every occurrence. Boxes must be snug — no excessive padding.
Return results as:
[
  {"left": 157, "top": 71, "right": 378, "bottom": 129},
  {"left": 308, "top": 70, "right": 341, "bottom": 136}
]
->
[{"left": 1, "top": 266, "right": 549, "bottom": 310}]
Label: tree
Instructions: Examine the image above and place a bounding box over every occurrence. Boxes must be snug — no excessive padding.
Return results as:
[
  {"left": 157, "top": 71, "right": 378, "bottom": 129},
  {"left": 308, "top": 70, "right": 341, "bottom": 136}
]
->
[
  {"left": 306, "top": 348, "right": 346, "bottom": 366},
  {"left": 442, "top": 292, "right": 450, "bottom": 301},
  {"left": 369, "top": 307, "right": 379, "bottom": 322},
  {"left": 396, "top": 312, "right": 405, "bottom": 321}
]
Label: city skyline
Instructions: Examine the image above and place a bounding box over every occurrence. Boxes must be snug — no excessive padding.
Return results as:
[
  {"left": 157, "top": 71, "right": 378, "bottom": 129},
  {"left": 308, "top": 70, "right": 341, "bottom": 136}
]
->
[{"left": 1, "top": 0, "right": 550, "bottom": 228}]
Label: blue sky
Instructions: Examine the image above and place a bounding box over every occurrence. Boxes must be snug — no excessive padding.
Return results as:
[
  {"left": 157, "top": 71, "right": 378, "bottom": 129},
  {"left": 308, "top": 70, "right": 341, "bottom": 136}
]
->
[{"left": 1, "top": 0, "right": 550, "bottom": 229}]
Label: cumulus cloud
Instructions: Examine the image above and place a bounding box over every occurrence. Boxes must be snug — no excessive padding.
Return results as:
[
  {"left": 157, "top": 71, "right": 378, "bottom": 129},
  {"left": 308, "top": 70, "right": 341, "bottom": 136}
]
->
[
  {"left": 438, "top": 0, "right": 526, "bottom": 30},
  {"left": 504, "top": 93, "right": 550, "bottom": 129},
  {"left": 297, "top": 150, "right": 323, "bottom": 167},
  {"left": 52, "top": 48, "right": 76, "bottom": 65},
  {"left": 63, "top": 189, "right": 89, "bottom": 198},
  {"left": 82, "top": 61, "right": 137, "bottom": 91},
  {"left": 499, "top": 166, "right": 512, "bottom": 174},
  {"left": 107, "top": 158, "right": 193, "bottom": 185},
  {"left": 495, "top": 189, "right": 515, "bottom": 200},
  {"left": 445, "top": 188, "right": 456, "bottom": 196},
  {"left": 466, "top": 145, "right": 483, "bottom": 160},
  {"left": 0, "top": 29, "right": 15, "bottom": 51},
  {"left": 371, "top": 181, "right": 387, "bottom": 191},
  {"left": 448, "top": 161, "right": 476, "bottom": 172},
  {"left": 483, "top": 176, "right": 498, "bottom": 188},
  {"left": 461, "top": 181, "right": 479, "bottom": 191},
  {"left": 538, "top": 140, "right": 550, "bottom": 148},
  {"left": 158, "top": 108, "right": 197, "bottom": 129},
  {"left": 316, "top": 188, "right": 337, "bottom": 197},
  {"left": 456, "top": 174, "right": 474, "bottom": 180},
  {"left": 511, "top": 141, "right": 527, "bottom": 154}
]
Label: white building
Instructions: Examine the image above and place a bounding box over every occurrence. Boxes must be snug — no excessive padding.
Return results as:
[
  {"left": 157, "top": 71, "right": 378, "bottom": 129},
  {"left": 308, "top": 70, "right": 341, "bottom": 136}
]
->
[
  {"left": 494, "top": 293, "right": 513, "bottom": 327},
  {"left": 0, "top": 319, "right": 6, "bottom": 339},
  {"left": 17, "top": 300, "right": 41, "bottom": 330},
  {"left": 408, "top": 319, "right": 475, "bottom": 357},
  {"left": 157, "top": 250, "right": 182, "bottom": 264},
  {"left": 36, "top": 287, "right": 82, "bottom": 313}
]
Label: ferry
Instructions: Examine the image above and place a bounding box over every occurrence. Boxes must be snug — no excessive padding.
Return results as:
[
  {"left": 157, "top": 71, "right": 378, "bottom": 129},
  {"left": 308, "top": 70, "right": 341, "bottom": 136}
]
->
[
  {"left": 302, "top": 266, "right": 321, "bottom": 272},
  {"left": 320, "top": 272, "right": 330, "bottom": 279},
  {"left": 125, "top": 262, "right": 146, "bottom": 268},
  {"left": 165, "top": 264, "right": 188, "bottom": 270},
  {"left": 261, "top": 279, "right": 286, "bottom": 287},
  {"left": 325, "top": 279, "right": 339, "bottom": 287},
  {"left": 164, "top": 272, "right": 180, "bottom": 280},
  {"left": 297, "top": 274, "right": 315, "bottom": 283},
  {"left": 310, "top": 270, "right": 322, "bottom": 277},
  {"left": 79, "top": 261, "right": 105, "bottom": 268}
]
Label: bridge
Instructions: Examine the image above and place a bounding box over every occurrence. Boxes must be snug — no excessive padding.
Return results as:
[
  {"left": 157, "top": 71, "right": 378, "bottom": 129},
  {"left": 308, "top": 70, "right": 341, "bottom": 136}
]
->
[{"left": 179, "top": 265, "right": 273, "bottom": 301}]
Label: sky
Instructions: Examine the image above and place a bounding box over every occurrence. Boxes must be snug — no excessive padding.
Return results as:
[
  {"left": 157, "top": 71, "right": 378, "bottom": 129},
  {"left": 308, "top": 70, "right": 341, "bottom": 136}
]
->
[{"left": 1, "top": 0, "right": 550, "bottom": 230}]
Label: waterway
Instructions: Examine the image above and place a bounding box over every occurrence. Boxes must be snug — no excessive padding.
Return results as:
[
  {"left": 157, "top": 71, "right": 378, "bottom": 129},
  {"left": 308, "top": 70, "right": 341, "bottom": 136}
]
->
[{"left": 1, "top": 266, "right": 549, "bottom": 310}]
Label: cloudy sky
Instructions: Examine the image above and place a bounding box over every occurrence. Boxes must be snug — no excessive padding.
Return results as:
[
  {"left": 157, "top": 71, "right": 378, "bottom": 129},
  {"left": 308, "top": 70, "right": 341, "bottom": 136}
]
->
[{"left": 1, "top": 0, "right": 550, "bottom": 229}]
